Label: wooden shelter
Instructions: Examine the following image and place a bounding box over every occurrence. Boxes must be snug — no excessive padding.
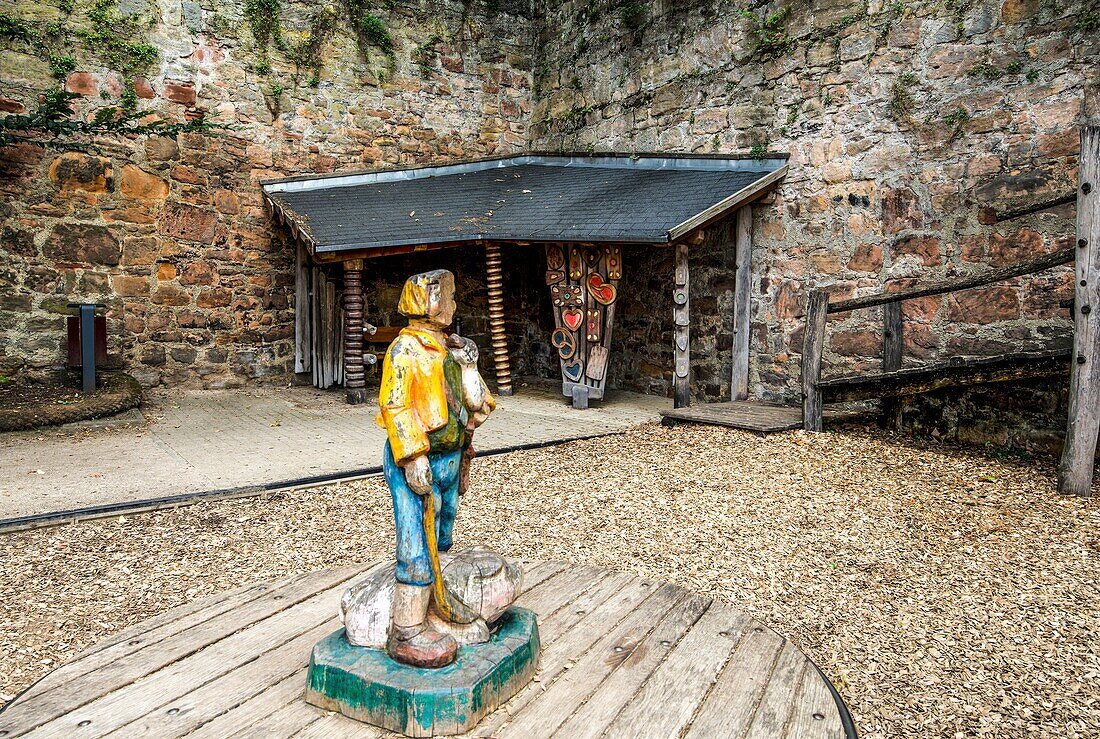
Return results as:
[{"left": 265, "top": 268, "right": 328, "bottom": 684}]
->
[{"left": 262, "top": 153, "right": 787, "bottom": 408}]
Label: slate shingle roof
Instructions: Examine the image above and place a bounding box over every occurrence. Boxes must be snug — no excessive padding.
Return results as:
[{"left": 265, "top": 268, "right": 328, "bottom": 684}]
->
[{"left": 262, "top": 154, "right": 787, "bottom": 253}]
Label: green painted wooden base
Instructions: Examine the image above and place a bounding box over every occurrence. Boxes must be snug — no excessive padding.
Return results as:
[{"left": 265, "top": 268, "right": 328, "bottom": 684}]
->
[{"left": 305, "top": 607, "right": 540, "bottom": 737}]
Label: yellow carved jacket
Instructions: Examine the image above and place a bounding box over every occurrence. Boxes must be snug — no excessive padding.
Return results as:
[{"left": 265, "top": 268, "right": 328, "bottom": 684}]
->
[{"left": 376, "top": 328, "right": 494, "bottom": 465}]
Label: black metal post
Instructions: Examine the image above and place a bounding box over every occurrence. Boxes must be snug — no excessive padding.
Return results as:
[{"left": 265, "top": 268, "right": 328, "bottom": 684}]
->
[{"left": 79, "top": 303, "right": 96, "bottom": 393}]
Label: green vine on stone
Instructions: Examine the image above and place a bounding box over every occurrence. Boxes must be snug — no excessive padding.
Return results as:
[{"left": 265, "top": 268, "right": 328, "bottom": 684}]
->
[
  {"left": 413, "top": 32, "right": 445, "bottom": 77},
  {"left": 889, "top": 72, "right": 917, "bottom": 121},
  {"left": 244, "top": 0, "right": 285, "bottom": 57},
  {"left": 0, "top": 1, "right": 179, "bottom": 119},
  {"left": 0, "top": 90, "right": 221, "bottom": 150},
  {"left": 738, "top": 6, "right": 793, "bottom": 61}
]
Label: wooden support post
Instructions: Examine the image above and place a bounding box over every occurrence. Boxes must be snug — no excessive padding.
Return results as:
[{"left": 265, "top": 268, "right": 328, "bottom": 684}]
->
[
  {"left": 485, "top": 242, "right": 513, "bottom": 396},
  {"left": 731, "top": 206, "right": 753, "bottom": 401},
  {"left": 881, "top": 300, "right": 903, "bottom": 429},
  {"left": 1058, "top": 126, "right": 1100, "bottom": 497},
  {"left": 802, "top": 290, "right": 828, "bottom": 432},
  {"left": 343, "top": 259, "right": 367, "bottom": 405},
  {"left": 673, "top": 242, "right": 691, "bottom": 409},
  {"left": 294, "top": 242, "right": 312, "bottom": 374}
]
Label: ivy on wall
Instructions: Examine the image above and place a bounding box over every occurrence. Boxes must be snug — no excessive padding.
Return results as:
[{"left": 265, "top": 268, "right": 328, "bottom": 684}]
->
[
  {"left": 241, "top": 0, "right": 398, "bottom": 91},
  {"left": 0, "top": 0, "right": 218, "bottom": 148}
]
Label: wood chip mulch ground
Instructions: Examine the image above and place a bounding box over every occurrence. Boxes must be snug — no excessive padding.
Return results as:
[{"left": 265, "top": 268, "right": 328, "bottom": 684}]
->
[{"left": 1, "top": 423, "right": 1097, "bottom": 738}]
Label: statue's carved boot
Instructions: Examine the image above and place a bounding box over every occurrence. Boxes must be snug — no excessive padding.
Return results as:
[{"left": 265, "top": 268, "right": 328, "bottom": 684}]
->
[
  {"left": 387, "top": 582, "right": 458, "bottom": 668},
  {"left": 386, "top": 623, "right": 458, "bottom": 668}
]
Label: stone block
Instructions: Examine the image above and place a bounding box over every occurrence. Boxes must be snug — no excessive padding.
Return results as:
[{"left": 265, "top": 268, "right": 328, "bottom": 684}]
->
[
  {"left": 890, "top": 234, "right": 940, "bottom": 266},
  {"left": 164, "top": 80, "right": 197, "bottom": 106},
  {"left": 111, "top": 274, "right": 150, "bottom": 297},
  {"left": 120, "top": 165, "right": 169, "bottom": 200},
  {"left": 947, "top": 286, "right": 1020, "bottom": 323},
  {"left": 48, "top": 152, "right": 113, "bottom": 194},
  {"left": 44, "top": 223, "right": 119, "bottom": 266},
  {"left": 146, "top": 136, "right": 179, "bottom": 161},
  {"left": 306, "top": 608, "right": 540, "bottom": 737},
  {"left": 163, "top": 203, "right": 217, "bottom": 243}
]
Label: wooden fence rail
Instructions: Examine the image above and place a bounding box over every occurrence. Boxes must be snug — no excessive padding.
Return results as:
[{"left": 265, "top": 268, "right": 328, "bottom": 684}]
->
[{"left": 800, "top": 126, "right": 1097, "bottom": 497}]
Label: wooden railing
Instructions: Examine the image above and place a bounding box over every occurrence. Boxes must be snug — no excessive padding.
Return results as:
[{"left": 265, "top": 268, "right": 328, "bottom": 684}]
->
[
  {"left": 799, "top": 126, "right": 1098, "bottom": 497},
  {"left": 800, "top": 247, "right": 1075, "bottom": 432}
]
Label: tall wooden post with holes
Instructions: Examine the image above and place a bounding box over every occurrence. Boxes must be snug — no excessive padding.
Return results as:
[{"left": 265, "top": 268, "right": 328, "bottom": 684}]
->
[
  {"left": 484, "top": 242, "right": 512, "bottom": 396},
  {"left": 673, "top": 242, "right": 691, "bottom": 408},
  {"left": 731, "top": 206, "right": 753, "bottom": 400},
  {"left": 802, "top": 290, "right": 829, "bottom": 432},
  {"left": 1058, "top": 127, "right": 1100, "bottom": 496},
  {"left": 343, "top": 259, "right": 367, "bottom": 405}
]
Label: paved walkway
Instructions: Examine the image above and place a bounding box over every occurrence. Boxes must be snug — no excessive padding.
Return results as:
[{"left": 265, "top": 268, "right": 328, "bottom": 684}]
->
[{"left": 0, "top": 383, "right": 667, "bottom": 520}]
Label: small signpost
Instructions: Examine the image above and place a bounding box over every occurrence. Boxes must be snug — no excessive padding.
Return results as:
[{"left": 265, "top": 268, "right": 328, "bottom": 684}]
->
[{"left": 66, "top": 303, "right": 106, "bottom": 394}]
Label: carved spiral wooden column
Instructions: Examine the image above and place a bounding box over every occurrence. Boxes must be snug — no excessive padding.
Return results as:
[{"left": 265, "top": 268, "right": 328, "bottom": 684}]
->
[
  {"left": 484, "top": 242, "right": 513, "bottom": 396},
  {"left": 343, "top": 259, "right": 367, "bottom": 405}
]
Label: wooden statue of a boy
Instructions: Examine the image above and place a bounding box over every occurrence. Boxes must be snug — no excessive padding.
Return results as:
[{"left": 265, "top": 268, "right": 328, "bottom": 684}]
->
[
  {"left": 307, "top": 270, "right": 538, "bottom": 733},
  {"left": 375, "top": 269, "right": 498, "bottom": 667}
]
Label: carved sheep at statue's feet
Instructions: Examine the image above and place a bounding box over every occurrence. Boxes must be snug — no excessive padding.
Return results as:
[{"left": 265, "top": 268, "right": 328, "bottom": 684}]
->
[{"left": 340, "top": 547, "right": 524, "bottom": 649}]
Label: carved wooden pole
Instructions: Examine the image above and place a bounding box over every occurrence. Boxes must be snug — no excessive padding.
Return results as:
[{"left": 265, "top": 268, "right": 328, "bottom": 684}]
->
[
  {"left": 673, "top": 242, "right": 691, "bottom": 408},
  {"left": 343, "top": 259, "right": 367, "bottom": 405},
  {"left": 730, "top": 206, "right": 753, "bottom": 401},
  {"left": 1058, "top": 126, "right": 1099, "bottom": 496},
  {"left": 485, "top": 242, "right": 512, "bottom": 396},
  {"left": 802, "top": 289, "right": 828, "bottom": 432}
]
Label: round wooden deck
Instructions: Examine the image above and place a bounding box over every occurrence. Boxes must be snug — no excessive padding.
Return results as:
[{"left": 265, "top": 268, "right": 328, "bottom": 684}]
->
[{"left": 0, "top": 561, "right": 855, "bottom": 738}]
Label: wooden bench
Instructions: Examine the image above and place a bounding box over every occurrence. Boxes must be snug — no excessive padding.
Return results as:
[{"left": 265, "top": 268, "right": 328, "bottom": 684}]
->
[{"left": 362, "top": 325, "right": 401, "bottom": 367}]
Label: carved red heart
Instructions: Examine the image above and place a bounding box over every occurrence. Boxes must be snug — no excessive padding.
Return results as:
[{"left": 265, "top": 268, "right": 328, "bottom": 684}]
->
[
  {"left": 562, "top": 308, "right": 583, "bottom": 331},
  {"left": 587, "top": 273, "right": 616, "bottom": 305}
]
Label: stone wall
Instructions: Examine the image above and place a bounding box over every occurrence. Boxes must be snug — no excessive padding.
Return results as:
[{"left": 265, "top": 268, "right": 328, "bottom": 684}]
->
[
  {"left": 531, "top": 0, "right": 1097, "bottom": 405},
  {"left": 3, "top": 0, "right": 1098, "bottom": 440},
  {"left": 0, "top": 0, "right": 534, "bottom": 387}
]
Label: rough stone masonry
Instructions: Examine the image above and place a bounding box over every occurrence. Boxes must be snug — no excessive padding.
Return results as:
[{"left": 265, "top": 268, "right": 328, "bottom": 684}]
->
[
  {"left": 0, "top": 0, "right": 535, "bottom": 388},
  {"left": 1, "top": 0, "right": 1098, "bottom": 449}
]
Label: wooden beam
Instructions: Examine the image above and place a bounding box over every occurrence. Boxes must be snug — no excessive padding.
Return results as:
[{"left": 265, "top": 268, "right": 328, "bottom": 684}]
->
[
  {"left": 981, "top": 192, "right": 1076, "bottom": 224},
  {"left": 820, "top": 350, "right": 1069, "bottom": 402},
  {"left": 827, "top": 247, "right": 1075, "bottom": 315},
  {"left": 673, "top": 243, "right": 691, "bottom": 408},
  {"left": 881, "top": 301, "right": 903, "bottom": 428},
  {"left": 1059, "top": 126, "right": 1100, "bottom": 497},
  {"left": 801, "top": 290, "right": 828, "bottom": 432},
  {"left": 342, "top": 259, "right": 367, "bottom": 405},
  {"left": 730, "top": 206, "right": 752, "bottom": 401},
  {"left": 484, "top": 242, "right": 513, "bottom": 396}
]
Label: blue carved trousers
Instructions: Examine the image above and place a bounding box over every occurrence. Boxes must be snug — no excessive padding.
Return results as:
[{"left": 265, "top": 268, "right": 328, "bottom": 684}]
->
[{"left": 383, "top": 442, "right": 463, "bottom": 586}]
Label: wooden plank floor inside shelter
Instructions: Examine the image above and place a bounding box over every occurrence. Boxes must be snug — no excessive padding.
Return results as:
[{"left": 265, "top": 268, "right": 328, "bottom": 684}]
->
[
  {"left": 0, "top": 560, "right": 853, "bottom": 739},
  {"left": 661, "top": 400, "right": 852, "bottom": 433}
]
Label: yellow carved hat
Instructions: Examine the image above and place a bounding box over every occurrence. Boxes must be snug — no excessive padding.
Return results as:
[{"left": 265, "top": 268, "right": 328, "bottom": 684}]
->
[{"left": 398, "top": 269, "right": 452, "bottom": 317}]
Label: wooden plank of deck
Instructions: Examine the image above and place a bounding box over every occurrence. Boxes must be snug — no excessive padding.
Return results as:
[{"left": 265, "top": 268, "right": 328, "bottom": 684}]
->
[
  {"left": 661, "top": 400, "right": 807, "bottom": 432},
  {"left": 746, "top": 641, "right": 812, "bottom": 738},
  {"left": 552, "top": 591, "right": 712, "bottom": 739},
  {"left": 683, "top": 625, "right": 785, "bottom": 738},
  {"left": 2, "top": 561, "right": 851, "bottom": 739},
  {"left": 17, "top": 571, "right": 364, "bottom": 738},
  {"left": 498, "top": 583, "right": 690, "bottom": 737},
  {"left": 0, "top": 565, "right": 365, "bottom": 737},
  {"left": 13, "top": 578, "right": 274, "bottom": 705},
  {"left": 601, "top": 603, "right": 752, "bottom": 738},
  {"left": 784, "top": 663, "right": 847, "bottom": 738}
]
